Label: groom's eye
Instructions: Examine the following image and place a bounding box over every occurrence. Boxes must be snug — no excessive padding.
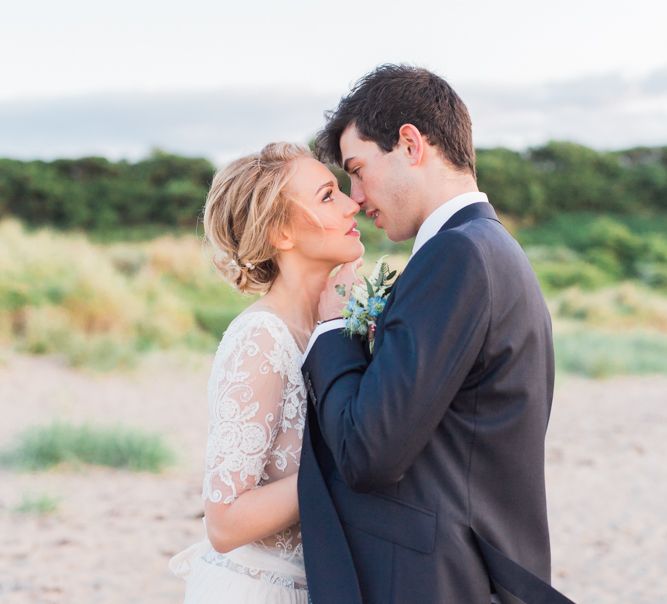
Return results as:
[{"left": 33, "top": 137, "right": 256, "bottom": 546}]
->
[{"left": 322, "top": 189, "right": 334, "bottom": 203}]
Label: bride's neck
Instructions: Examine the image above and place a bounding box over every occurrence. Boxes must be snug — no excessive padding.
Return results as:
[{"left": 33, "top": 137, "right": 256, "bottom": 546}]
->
[{"left": 259, "top": 257, "right": 330, "bottom": 336}]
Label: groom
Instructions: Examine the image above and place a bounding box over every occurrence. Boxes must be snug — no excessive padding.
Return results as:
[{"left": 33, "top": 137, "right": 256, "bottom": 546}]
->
[{"left": 297, "top": 65, "right": 573, "bottom": 604}]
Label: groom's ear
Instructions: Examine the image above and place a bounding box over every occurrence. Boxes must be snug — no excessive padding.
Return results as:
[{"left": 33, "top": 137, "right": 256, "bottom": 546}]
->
[{"left": 397, "top": 123, "right": 424, "bottom": 166}]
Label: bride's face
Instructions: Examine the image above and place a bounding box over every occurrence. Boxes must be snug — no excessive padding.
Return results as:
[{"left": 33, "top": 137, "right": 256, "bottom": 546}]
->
[{"left": 282, "top": 156, "right": 364, "bottom": 266}]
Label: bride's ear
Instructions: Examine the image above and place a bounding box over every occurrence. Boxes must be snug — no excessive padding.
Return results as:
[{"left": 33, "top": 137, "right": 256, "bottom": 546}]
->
[{"left": 271, "top": 224, "right": 295, "bottom": 252}]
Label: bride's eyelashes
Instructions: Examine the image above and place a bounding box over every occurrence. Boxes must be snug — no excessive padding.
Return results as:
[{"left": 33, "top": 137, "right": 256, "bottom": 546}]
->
[{"left": 351, "top": 167, "right": 362, "bottom": 180}]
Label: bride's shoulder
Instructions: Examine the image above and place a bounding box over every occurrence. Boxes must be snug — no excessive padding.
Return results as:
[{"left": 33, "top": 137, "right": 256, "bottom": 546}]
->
[
  {"left": 209, "top": 309, "right": 302, "bottom": 383},
  {"left": 217, "top": 308, "right": 292, "bottom": 352}
]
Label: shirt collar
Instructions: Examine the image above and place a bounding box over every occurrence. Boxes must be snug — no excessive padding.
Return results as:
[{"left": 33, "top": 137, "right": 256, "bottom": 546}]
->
[{"left": 411, "top": 191, "right": 489, "bottom": 257}]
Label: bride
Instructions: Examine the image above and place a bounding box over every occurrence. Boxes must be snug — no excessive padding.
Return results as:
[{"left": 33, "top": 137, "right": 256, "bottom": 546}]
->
[{"left": 169, "top": 142, "right": 363, "bottom": 603}]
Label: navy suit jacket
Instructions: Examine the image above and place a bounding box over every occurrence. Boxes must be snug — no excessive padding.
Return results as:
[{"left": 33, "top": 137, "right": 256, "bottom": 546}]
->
[{"left": 297, "top": 203, "right": 574, "bottom": 604}]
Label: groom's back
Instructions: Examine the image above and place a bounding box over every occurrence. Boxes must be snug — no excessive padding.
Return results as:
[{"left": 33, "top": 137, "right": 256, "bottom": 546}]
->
[{"left": 447, "top": 214, "right": 554, "bottom": 564}]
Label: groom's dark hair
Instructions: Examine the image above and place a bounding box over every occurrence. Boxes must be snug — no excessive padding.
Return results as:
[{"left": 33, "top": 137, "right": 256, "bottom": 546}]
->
[{"left": 315, "top": 64, "right": 476, "bottom": 177}]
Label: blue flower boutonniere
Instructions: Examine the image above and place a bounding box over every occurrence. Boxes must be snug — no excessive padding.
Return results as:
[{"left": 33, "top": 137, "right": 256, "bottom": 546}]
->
[{"left": 341, "top": 256, "right": 399, "bottom": 353}]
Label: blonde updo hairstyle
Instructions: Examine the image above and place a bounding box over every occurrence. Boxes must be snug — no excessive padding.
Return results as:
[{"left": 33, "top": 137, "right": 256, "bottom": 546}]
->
[{"left": 203, "top": 142, "right": 312, "bottom": 294}]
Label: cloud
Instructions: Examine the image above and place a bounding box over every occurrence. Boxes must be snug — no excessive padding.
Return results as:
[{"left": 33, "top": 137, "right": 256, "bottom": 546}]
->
[
  {"left": 1, "top": 67, "right": 666, "bottom": 162},
  {"left": 0, "top": 89, "right": 340, "bottom": 163},
  {"left": 642, "top": 66, "right": 667, "bottom": 95},
  {"left": 464, "top": 67, "right": 667, "bottom": 149}
]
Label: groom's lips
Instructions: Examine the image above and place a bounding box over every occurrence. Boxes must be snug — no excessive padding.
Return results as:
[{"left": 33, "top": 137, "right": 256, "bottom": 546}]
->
[{"left": 366, "top": 209, "right": 381, "bottom": 227}]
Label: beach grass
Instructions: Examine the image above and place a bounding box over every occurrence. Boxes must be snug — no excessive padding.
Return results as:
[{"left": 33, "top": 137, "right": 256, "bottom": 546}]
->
[
  {"left": 555, "top": 329, "right": 667, "bottom": 378},
  {"left": 13, "top": 492, "right": 61, "bottom": 515},
  {"left": 2, "top": 216, "right": 667, "bottom": 377},
  {"left": 1, "top": 422, "right": 175, "bottom": 472}
]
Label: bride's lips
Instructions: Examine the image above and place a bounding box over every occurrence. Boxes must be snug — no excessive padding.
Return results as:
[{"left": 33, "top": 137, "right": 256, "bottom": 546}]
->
[{"left": 345, "top": 221, "right": 360, "bottom": 237}]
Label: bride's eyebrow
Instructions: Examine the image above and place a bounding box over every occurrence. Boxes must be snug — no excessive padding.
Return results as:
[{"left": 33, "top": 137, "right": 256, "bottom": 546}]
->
[{"left": 315, "top": 180, "right": 335, "bottom": 196}]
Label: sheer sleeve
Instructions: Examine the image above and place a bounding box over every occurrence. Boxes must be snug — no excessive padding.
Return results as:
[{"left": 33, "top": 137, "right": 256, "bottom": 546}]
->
[{"left": 202, "top": 316, "right": 288, "bottom": 505}]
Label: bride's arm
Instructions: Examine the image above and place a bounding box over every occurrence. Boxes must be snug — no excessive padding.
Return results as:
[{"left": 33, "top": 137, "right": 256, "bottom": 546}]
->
[
  {"left": 201, "top": 318, "right": 299, "bottom": 553},
  {"left": 204, "top": 472, "right": 298, "bottom": 553}
]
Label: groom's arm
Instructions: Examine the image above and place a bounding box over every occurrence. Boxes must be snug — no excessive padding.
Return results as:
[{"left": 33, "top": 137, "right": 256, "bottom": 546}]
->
[{"left": 302, "top": 230, "right": 491, "bottom": 492}]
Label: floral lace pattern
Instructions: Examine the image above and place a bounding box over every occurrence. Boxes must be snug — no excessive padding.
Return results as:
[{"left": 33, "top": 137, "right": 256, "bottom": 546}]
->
[{"left": 202, "top": 310, "right": 307, "bottom": 562}]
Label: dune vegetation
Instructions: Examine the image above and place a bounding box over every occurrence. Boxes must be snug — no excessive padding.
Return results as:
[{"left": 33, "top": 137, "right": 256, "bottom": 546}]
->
[
  {"left": 1, "top": 143, "right": 666, "bottom": 377},
  {"left": 1, "top": 420, "right": 175, "bottom": 472},
  {"left": 1, "top": 214, "right": 666, "bottom": 378}
]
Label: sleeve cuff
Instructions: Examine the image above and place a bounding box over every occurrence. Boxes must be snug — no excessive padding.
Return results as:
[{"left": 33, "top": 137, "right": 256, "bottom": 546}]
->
[{"left": 302, "top": 319, "right": 346, "bottom": 365}]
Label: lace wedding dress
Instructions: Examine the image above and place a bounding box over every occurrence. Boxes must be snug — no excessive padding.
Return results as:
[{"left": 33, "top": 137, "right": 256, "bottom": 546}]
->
[{"left": 169, "top": 310, "right": 309, "bottom": 603}]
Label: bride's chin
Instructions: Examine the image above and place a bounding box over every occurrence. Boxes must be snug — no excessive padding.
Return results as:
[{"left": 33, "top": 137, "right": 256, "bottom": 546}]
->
[
  {"left": 344, "top": 250, "right": 364, "bottom": 264},
  {"left": 351, "top": 240, "right": 365, "bottom": 256},
  {"left": 328, "top": 241, "right": 364, "bottom": 266}
]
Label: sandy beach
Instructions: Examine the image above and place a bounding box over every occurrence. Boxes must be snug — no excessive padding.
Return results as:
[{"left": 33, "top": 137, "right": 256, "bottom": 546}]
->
[{"left": 1, "top": 350, "right": 665, "bottom": 603}]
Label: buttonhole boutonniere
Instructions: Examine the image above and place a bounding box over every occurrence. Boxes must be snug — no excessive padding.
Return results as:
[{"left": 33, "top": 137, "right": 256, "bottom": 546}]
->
[{"left": 341, "top": 255, "right": 399, "bottom": 353}]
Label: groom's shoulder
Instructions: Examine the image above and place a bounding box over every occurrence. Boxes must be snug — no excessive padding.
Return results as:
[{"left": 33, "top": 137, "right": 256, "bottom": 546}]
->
[
  {"left": 406, "top": 217, "right": 516, "bottom": 282},
  {"left": 419, "top": 223, "right": 489, "bottom": 265},
  {"left": 405, "top": 227, "right": 488, "bottom": 284},
  {"left": 436, "top": 213, "right": 516, "bottom": 258}
]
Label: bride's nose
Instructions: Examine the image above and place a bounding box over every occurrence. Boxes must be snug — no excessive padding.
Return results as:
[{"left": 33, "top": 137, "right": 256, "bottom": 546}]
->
[{"left": 343, "top": 194, "right": 360, "bottom": 217}]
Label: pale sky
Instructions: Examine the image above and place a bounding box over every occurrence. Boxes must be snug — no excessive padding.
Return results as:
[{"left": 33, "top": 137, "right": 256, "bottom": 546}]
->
[{"left": 2, "top": 0, "right": 666, "bottom": 159}]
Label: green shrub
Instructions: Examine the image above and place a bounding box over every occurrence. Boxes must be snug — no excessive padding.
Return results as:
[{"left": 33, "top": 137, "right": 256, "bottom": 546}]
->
[
  {"left": 636, "top": 262, "right": 667, "bottom": 288},
  {"left": 555, "top": 329, "right": 667, "bottom": 378},
  {"left": 13, "top": 493, "right": 60, "bottom": 514},
  {"left": 2, "top": 422, "right": 175, "bottom": 472},
  {"left": 533, "top": 261, "right": 612, "bottom": 292},
  {"left": 554, "top": 284, "right": 667, "bottom": 331},
  {"left": 3, "top": 144, "right": 667, "bottom": 229},
  {"left": 194, "top": 306, "right": 242, "bottom": 338},
  {"left": 519, "top": 214, "right": 667, "bottom": 290},
  {"left": 477, "top": 148, "right": 548, "bottom": 218},
  {"left": 0, "top": 151, "right": 214, "bottom": 230},
  {"left": 0, "top": 219, "right": 238, "bottom": 368}
]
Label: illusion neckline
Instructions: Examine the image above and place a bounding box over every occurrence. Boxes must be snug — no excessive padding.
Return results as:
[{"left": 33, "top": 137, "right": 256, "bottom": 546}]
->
[{"left": 235, "top": 309, "right": 307, "bottom": 357}]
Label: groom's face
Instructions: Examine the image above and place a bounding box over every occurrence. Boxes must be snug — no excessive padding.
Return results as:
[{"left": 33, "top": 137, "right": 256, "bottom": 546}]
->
[{"left": 340, "top": 124, "right": 419, "bottom": 242}]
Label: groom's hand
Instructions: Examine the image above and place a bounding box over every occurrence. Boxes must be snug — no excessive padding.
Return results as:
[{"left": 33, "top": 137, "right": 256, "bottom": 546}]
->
[{"left": 318, "top": 258, "right": 364, "bottom": 322}]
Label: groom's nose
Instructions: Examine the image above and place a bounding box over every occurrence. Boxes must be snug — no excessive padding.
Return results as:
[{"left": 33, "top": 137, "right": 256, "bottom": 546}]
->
[{"left": 349, "top": 180, "right": 366, "bottom": 205}]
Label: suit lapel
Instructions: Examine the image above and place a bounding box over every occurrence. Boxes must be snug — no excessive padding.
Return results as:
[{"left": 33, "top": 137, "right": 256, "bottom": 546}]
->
[{"left": 299, "top": 400, "right": 363, "bottom": 603}]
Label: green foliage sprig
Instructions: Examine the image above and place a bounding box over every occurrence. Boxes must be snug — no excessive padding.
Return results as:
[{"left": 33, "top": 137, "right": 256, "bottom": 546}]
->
[{"left": 342, "top": 256, "right": 398, "bottom": 353}]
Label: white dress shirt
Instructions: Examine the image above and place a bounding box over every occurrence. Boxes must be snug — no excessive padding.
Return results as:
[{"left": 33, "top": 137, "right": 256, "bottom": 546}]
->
[
  {"left": 411, "top": 191, "right": 489, "bottom": 257},
  {"left": 302, "top": 192, "right": 490, "bottom": 362}
]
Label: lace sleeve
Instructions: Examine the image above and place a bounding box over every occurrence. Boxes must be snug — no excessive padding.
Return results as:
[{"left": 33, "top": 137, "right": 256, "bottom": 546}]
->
[{"left": 202, "top": 316, "right": 288, "bottom": 505}]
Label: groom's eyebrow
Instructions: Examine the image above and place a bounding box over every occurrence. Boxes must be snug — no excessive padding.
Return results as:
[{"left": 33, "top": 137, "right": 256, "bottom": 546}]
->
[{"left": 342, "top": 157, "right": 356, "bottom": 173}]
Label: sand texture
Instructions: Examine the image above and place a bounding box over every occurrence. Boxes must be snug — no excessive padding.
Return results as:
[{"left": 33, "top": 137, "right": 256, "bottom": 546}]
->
[{"left": 1, "top": 351, "right": 665, "bottom": 603}]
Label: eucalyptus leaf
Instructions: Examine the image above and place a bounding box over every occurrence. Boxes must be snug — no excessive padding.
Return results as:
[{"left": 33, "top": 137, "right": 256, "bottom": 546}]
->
[{"left": 364, "top": 276, "right": 375, "bottom": 299}]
